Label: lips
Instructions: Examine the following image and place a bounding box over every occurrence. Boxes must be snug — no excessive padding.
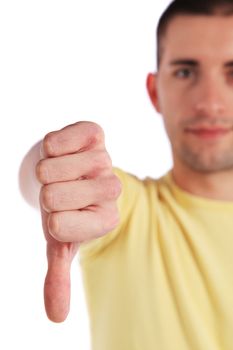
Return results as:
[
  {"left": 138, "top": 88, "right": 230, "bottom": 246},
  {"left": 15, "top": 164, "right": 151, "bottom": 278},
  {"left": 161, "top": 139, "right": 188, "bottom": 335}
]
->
[{"left": 184, "top": 127, "right": 231, "bottom": 139}]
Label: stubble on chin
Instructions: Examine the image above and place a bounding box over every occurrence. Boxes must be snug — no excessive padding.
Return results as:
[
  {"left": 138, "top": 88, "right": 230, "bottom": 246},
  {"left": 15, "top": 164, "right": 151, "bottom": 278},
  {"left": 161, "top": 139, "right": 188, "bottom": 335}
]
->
[{"left": 178, "top": 142, "right": 233, "bottom": 173}]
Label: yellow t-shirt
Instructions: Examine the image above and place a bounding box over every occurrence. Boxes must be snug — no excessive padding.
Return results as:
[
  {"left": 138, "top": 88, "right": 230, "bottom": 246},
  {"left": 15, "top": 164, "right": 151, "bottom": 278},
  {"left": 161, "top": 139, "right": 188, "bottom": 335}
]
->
[{"left": 78, "top": 168, "right": 233, "bottom": 350}]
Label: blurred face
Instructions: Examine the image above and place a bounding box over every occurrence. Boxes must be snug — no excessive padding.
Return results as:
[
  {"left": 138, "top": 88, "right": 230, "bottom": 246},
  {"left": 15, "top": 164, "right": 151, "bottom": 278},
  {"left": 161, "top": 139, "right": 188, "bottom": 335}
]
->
[{"left": 147, "top": 15, "right": 233, "bottom": 173}]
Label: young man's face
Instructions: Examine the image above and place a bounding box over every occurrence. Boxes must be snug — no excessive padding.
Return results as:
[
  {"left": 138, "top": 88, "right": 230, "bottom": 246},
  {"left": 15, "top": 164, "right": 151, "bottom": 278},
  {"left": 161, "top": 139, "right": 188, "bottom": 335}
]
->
[{"left": 147, "top": 15, "right": 233, "bottom": 173}]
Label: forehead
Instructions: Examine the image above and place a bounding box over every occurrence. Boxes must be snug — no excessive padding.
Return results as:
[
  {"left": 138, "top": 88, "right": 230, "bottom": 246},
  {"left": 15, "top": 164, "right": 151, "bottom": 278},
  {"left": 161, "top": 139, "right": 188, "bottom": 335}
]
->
[{"left": 160, "top": 15, "right": 233, "bottom": 65}]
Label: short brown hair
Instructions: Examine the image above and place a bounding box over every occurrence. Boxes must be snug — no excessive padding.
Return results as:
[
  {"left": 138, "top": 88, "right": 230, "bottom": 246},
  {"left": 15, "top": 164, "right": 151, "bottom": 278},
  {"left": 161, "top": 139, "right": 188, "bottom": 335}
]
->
[{"left": 157, "top": 0, "right": 233, "bottom": 69}]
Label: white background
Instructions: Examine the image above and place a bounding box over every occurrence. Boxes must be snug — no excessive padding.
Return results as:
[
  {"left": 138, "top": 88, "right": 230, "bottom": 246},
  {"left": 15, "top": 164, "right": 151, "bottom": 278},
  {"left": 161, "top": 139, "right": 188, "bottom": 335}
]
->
[{"left": 0, "top": 0, "right": 172, "bottom": 349}]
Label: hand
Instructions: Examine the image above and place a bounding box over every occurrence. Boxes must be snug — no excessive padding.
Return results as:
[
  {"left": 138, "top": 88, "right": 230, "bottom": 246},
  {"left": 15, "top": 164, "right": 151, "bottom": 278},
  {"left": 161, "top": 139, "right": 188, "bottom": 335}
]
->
[{"left": 36, "top": 121, "right": 121, "bottom": 322}]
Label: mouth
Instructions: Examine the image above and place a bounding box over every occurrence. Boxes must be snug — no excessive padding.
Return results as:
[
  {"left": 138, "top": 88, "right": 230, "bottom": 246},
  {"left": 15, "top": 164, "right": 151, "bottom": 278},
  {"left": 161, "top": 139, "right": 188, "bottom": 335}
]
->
[{"left": 184, "top": 127, "right": 232, "bottom": 139}]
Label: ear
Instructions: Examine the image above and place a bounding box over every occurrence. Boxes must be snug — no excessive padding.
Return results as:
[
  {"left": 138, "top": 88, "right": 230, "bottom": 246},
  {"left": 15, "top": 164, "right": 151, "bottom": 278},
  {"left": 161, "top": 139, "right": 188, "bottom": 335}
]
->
[{"left": 146, "top": 73, "right": 161, "bottom": 113}]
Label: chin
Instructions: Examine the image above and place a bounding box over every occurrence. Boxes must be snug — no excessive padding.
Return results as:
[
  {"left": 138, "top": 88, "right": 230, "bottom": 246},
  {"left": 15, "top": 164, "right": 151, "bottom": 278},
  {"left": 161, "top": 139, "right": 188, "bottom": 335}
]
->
[{"left": 185, "top": 158, "right": 233, "bottom": 174}]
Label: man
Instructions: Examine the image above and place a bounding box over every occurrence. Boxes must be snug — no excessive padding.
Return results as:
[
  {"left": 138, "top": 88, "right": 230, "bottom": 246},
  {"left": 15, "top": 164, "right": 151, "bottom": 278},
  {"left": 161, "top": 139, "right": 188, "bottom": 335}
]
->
[{"left": 36, "top": 0, "right": 233, "bottom": 348}]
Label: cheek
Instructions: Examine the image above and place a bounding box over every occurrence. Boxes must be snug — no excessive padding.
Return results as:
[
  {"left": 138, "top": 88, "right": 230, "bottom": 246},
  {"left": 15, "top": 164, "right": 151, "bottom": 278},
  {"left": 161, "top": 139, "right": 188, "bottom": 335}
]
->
[
  {"left": 159, "top": 96, "right": 180, "bottom": 121},
  {"left": 162, "top": 112, "right": 185, "bottom": 147},
  {"left": 158, "top": 85, "right": 188, "bottom": 139},
  {"left": 162, "top": 116, "right": 178, "bottom": 140},
  {"left": 159, "top": 79, "right": 188, "bottom": 111}
]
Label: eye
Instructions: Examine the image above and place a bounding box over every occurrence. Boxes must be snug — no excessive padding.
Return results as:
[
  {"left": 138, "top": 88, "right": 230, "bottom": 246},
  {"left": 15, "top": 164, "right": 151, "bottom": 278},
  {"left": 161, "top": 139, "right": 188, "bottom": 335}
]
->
[
  {"left": 174, "top": 68, "right": 194, "bottom": 79},
  {"left": 227, "top": 71, "right": 233, "bottom": 78}
]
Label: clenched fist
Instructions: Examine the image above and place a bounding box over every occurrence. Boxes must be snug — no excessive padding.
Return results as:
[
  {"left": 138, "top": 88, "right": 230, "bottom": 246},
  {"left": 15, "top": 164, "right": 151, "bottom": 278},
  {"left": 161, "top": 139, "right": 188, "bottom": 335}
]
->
[{"left": 36, "top": 121, "right": 121, "bottom": 322}]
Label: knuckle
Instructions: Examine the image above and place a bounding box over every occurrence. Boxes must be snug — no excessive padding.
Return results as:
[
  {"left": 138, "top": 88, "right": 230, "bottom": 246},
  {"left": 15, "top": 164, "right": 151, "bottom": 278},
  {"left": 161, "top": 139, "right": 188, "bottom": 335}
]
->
[
  {"left": 36, "top": 159, "right": 48, "bottom": 183},
  {"left": 89, "top": 121, "right": 104, "bottom": 135},
  {"left": 88, "top": 122, "right": 105, "bottom": 145},
  {"left": 43, "top": 132, "right": 55, "bottom": 156},
  {"left": 101, "top": 151, "right": 112, "bottom": 169},
  {"left": 102, "top": 208, "right": 120, "bottom": 233},
  {"left": 94, "top": 150, "right": 112, "bottom": 171},
  {"left": 105, "top": 175, "right": 122, "bottom": 200},
  {"left": 40, "top": 185, "right": 54, "bottom": 212}
]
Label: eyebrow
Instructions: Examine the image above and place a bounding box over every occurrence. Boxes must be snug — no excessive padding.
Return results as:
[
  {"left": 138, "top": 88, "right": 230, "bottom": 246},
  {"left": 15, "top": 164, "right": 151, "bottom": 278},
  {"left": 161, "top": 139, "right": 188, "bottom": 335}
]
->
[
  {"left": 169, "top": 59, "right": 198, "bottom": 66},
  {"left": 169, "top": 59, "right": 233, "bottom": 68}
]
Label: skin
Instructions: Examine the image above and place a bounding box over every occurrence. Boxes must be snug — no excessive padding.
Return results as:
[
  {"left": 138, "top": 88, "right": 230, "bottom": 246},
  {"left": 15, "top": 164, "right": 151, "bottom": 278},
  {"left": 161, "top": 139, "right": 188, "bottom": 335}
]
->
[
  {"left": 147, "top": 14, "right": 233, "bottom": 200},
  {"left": 37, "top": 14, "right": 233, "bottom": 323},
  {"left": 37, "top": 122, "right": 121, "bottom": 322}
]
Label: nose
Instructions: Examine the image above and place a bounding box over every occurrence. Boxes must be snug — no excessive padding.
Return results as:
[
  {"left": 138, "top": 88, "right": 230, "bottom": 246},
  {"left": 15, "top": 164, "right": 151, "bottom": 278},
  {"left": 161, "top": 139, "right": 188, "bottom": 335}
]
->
[{"left": 194, "top": 76, "right": 226, "bottom": 117}]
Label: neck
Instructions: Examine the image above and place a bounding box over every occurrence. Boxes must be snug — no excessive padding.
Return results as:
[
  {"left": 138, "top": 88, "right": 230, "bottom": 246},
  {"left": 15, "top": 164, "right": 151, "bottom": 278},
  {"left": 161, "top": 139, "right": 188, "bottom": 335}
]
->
[{"left": 172, "top": 161, "right": 233, "bottom": 202}]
